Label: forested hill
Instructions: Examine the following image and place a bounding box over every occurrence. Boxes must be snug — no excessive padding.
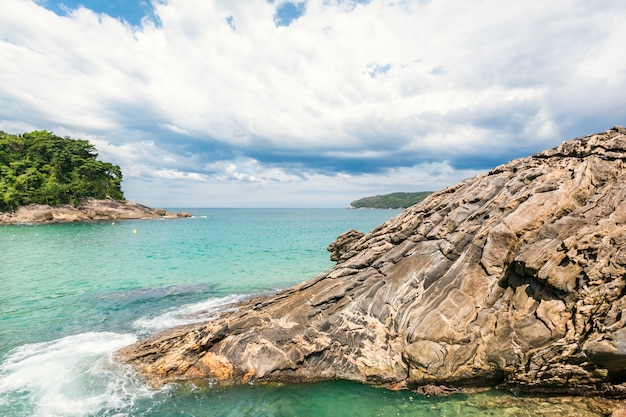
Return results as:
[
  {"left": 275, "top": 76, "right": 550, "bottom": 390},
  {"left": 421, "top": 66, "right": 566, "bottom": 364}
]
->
[
  {"left": 0, "top": 131, "right": 124, "bottom": 212},
  {"left": 349, "top": 191, "right": 433, "bottom": 209}
]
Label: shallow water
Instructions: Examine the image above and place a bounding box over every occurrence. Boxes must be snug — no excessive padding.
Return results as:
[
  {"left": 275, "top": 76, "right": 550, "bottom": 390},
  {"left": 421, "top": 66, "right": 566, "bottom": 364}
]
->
[{"left": 0, "top": 209, "right": 614, "bottom": 416}]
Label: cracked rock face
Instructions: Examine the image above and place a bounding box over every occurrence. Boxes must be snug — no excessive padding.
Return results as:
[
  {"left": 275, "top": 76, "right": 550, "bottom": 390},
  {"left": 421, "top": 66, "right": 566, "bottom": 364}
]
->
[{"left": 117, "top": 127, "right": 626, "bottom": 396}]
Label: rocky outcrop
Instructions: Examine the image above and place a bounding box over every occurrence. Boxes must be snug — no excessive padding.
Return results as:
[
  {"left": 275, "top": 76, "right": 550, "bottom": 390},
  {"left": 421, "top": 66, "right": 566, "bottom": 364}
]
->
[
  {"left": 327, "top": 229, "right": 365, "bottom": 261},
  {"left": 0, "top": 198, "right": 192, "bottom": 224},
  {"left": 118, "top": 127, "right": 626, "bottom": 397}
]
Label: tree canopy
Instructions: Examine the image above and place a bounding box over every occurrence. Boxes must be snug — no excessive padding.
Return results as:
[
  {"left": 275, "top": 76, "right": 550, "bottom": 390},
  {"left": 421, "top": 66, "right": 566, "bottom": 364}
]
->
[{"left": 0, "top": 131, "right": 124, "bottom": 212}]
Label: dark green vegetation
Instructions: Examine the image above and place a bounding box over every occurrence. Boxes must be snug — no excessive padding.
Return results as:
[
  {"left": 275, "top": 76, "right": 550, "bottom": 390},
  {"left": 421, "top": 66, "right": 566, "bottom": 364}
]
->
[
  {"left": 0, "top": 131, "right": 124, "bottom": 212},
  {"left": 350, "top": 191, "right": 433, "bottom": 209}
]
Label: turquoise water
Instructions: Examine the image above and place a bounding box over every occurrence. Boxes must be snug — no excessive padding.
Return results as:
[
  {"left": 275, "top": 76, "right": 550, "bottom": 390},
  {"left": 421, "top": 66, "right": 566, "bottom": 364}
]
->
[{"left": 0, "top": 209, "right": 608, "bottom": 416}]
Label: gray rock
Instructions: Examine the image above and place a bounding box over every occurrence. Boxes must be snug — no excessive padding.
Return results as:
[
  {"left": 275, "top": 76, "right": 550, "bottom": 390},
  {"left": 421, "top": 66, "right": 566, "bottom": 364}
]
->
[{"left": 117, "top": 127, "right": 626, "bottom": 397}]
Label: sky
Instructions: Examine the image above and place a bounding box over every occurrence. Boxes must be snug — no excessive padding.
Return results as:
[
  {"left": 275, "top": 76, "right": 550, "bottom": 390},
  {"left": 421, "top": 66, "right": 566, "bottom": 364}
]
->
[{"left": 1, "top": 0, "right": 625, "bottom": 208}]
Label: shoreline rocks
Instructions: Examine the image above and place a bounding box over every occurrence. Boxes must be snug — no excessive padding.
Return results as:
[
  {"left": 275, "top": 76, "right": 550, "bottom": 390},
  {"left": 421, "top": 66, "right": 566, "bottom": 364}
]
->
[
  {"left": 0, "top": 198, "right": 192, "bottom": 225},
  {"left": 118, "top": 127, "right": 626, "bottom": 401}
]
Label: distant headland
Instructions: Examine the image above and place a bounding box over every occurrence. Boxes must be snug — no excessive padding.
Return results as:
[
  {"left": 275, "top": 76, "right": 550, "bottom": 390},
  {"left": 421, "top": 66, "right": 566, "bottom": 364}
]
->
[{"left": 348, "top": 191, "right": 433, "bottom": 209}]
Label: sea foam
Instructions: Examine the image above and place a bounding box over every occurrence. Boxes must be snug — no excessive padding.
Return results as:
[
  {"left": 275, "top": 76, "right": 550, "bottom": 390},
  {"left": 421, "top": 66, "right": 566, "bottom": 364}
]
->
[
  {"left": 133, "top": 294, "right": 247, "bottom": 333},
  {"left": 0, "top": 332, "right": 157, "bottom": 417}
]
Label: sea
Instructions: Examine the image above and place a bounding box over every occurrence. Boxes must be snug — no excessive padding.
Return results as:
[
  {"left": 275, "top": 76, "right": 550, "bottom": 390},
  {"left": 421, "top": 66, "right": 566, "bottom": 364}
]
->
[{"left": 0, "top": 208, "right": 612, "bottom": 417}]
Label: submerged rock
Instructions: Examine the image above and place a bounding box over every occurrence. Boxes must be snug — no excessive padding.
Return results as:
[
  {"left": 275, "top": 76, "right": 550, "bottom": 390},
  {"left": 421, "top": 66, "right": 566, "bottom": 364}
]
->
[
  {"left": 0, "top": 198, "right": 191, "bottom": 224},
  {"left": 118, "top": 127, "right": 626, "bottom": 397}
]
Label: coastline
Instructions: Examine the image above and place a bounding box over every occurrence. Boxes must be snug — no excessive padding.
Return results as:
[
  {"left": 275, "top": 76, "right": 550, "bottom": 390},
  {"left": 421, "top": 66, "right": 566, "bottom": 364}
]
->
[
  {"left": 3, "top": 206, "right": 626, "bottom": 416},
  {"left": 0, "top": 198, "right": 191, "bottom": 225}
]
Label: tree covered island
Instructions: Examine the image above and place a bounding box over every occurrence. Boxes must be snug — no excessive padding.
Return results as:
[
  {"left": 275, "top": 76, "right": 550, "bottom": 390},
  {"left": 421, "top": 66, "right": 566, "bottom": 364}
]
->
[{"left": 0, "top": 131, "right": 124, "bottom": 212}]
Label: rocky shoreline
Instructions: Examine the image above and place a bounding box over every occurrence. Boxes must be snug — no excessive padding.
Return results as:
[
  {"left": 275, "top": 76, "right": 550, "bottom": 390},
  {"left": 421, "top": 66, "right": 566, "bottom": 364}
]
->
[
  {"left": 117, "top": 127, "right": 626, "bottom": 413},
  {"left": 0, "top": 198, "right": 191, "bottom": 225}
]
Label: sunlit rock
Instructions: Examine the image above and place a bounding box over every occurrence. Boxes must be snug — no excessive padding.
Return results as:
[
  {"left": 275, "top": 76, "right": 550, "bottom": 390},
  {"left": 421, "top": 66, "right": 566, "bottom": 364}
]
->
[{"left": 118, "top": 127, "right": 626, "bottom": 397}]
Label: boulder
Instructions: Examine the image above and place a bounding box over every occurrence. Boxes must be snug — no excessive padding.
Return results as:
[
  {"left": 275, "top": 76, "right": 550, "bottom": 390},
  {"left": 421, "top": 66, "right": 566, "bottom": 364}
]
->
[
  {"left": 327, "top": 229, "right": 365, "bottom": 261},
  {"left": 118, "top": 127, "right": 626, "bottom": 397}
]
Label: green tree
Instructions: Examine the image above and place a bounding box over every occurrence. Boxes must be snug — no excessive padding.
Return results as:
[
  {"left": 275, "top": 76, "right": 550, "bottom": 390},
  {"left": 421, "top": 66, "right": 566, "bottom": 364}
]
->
[{"left": 0, "top": 130, "right": 125, "bottom": 212}]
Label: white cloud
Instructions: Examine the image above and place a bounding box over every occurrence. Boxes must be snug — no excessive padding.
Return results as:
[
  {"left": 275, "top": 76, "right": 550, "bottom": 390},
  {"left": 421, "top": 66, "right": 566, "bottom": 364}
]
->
[
  {"left": 223, "top": 163, "right": 258, "bottom": 182},
  {"left": 159, "top": 123, "right": 191, "bottom": 135},
  {"left": 1, "top": 0, "right": 625, "bottom": 207},
  {"left": 154, "top": 169, "right": 208, "bottom": 181},
  {"left": 124, "top": 158, "right": 482, "bottom": 208}
]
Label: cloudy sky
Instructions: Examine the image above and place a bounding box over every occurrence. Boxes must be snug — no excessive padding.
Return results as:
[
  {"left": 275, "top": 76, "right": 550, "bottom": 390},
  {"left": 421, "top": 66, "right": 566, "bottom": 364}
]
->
[{"left": 1, "top": 0, "right": 625, "bottom": 207}]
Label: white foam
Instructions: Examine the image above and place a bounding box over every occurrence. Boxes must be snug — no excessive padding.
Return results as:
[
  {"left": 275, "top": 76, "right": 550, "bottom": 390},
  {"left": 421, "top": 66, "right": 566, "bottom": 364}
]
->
[
  {"left": 133, "top": 294, "right": 246, "bottom": 333},
  {"left": 0, "top": 332, "right": 158, "bottom": 417}
]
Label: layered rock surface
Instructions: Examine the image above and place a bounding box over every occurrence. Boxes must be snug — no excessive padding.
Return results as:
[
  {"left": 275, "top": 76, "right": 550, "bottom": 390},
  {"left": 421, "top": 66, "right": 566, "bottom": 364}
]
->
[
  {"left": 0, "top": 198, "right": 191, "bottom": 224},
  {"left": 118, "top": 127, "right": 626, "bottom": 396}
]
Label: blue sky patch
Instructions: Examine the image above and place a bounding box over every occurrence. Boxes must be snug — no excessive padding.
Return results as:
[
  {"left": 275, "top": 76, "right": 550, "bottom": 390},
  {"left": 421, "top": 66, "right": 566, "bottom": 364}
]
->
[
  {"left": 367, "top": 63, "right": 391, "bottom": 78},
  {"left": 226, "top": 15, "right": 236, "bottom": 31},
  {"left": 273, "top": 1, "right": 307, "bottom": 27},
  {"left": 39, "top": 0, "right": 158, "bottom": 26}
]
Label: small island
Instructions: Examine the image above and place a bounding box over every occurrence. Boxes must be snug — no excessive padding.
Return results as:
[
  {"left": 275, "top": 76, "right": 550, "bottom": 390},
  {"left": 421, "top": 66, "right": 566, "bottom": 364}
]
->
[
  {"left": 349, "top": 192, "right": 433, "bottom": 209},
  {"left": 0, "top": 130, "right": 190, "bottom": 224}
]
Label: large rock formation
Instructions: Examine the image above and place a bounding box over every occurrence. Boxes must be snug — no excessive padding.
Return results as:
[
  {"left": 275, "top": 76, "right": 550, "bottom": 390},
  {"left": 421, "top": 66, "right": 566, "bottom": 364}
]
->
[
  {"left": 118, "top": 127, "right": 626, "bottom": 396},
  {"left": 0, "top": 198, "right": 192, "bottom": 224}
]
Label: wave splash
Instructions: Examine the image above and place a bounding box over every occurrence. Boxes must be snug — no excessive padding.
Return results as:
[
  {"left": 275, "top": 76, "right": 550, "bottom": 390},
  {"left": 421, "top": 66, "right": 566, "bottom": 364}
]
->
[
  {"left": 0, "top": 295, "right": 248, "bottom": 416},
  {"left": 0, "top": 332, "right": 157, "bottom": 417},
  {"left": 133, "top": 293, "right": 247, "bottom": 333}
]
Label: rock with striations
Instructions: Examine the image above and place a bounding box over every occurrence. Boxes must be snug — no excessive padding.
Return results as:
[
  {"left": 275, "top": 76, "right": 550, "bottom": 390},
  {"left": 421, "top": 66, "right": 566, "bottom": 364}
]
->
[{"left": 117, "top": 127, "right": 626, "bottom": 397}]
